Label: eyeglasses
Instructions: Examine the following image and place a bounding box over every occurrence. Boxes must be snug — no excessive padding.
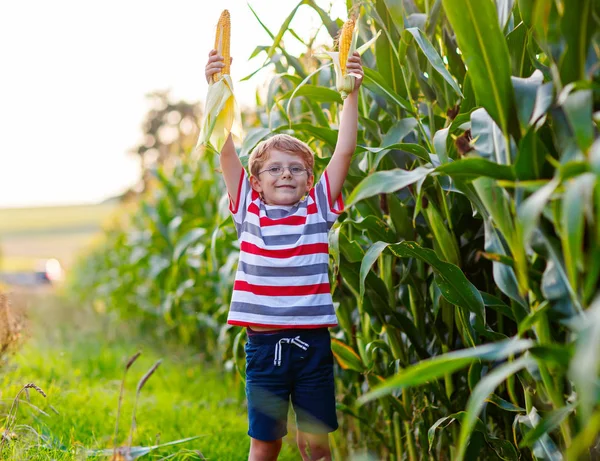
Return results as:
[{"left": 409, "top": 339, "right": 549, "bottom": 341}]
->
[{"left": 258, "top": 166, "right": 310, "bottom": 177}]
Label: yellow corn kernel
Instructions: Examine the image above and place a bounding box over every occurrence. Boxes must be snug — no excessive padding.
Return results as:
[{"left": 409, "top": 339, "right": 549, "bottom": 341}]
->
[
  {"left": 213, "top": 10, "right": 230, "bottom": 83},
  {"left": 338, "top": 18, "right": 355, "bottom": 76}
]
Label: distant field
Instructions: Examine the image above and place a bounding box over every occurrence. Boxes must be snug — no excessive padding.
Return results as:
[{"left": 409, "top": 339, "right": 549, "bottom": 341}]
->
[{"left": 0, "top": 202, "right": 119, "bottom": 271}]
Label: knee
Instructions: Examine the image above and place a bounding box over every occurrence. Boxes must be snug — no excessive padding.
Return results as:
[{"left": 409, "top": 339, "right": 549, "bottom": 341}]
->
[
  {"left": 249, "top": 437, "right": 282, "bottom": 461},
  {"left": 297, "top": 434, "right": 331, "bottom": 461}
]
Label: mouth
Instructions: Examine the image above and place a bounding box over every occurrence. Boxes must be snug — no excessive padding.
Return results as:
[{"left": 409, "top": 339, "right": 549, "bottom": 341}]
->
[{"left": 276, "top": 185, "right": 296, "bottom": 189}]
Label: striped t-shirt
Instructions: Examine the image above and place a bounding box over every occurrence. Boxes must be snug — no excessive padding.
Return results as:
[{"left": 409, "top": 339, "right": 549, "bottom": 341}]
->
[{"left": 227, "top": 168, "right": 343, "bottom": 329}]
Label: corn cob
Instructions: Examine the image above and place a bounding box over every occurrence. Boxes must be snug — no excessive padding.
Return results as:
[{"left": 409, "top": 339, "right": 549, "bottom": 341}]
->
[
  {"left": 213, "top": 10, "right": 230, "bottom": 83},
  {"left": 336, "top": 17, "right": 358, "bottom": 99},
  {"left": 338, "top": 18, "right": 355, "bottom": 77}
]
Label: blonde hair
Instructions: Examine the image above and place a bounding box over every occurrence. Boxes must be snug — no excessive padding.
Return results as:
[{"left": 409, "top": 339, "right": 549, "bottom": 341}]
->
[{"left": 248, "top": 134, "right": 315, "bottom": 177}]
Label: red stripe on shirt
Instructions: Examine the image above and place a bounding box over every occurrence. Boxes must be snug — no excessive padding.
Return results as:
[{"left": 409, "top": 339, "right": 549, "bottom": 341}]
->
[
  {"left": 247, "top": 202, "right": 317, "bottom": 220},
  {"left": 234, "top": 280, "right": 330, "bottom": 296},
  {"left": 241, "top": 241, "right": 328, "bottom": 258}
]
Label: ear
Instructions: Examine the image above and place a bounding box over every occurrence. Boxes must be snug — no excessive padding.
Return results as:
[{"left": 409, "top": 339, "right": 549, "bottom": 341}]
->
[
  {"left": 306, "top": 173, "right": 315, "bottom": 192},
  {"left": 249, "top": 175, "right": 263, "bottom": 194}
]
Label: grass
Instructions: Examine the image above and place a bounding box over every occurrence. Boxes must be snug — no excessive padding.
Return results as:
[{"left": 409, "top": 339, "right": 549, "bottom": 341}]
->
[
  {"left": 0, "top": 202, "right": 118, "bottom": 271},
  {"left": 0, "top": 291, "right": 300, "bottom": 460}
]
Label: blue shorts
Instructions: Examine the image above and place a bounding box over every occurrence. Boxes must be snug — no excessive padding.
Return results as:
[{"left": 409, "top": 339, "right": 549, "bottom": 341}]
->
[{"left": 244, "top": 327, "right": 339, "bottom": 441}]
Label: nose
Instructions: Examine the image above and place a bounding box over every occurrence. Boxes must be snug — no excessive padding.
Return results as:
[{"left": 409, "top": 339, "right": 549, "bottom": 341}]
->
[{"left": 280, "top": 167, "right": 293, "bottom": 179}]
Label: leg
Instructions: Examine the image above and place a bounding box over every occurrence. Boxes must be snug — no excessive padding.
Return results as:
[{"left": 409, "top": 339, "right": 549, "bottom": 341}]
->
[
  {"left": 297, "top": 431, "right": 331, "bottom": 461},
  {"left": 249, "top": 437, "right": 283, "bottom": 461},
  {"left": 291, "top": 330, "right": 338, "bottom": 461}
]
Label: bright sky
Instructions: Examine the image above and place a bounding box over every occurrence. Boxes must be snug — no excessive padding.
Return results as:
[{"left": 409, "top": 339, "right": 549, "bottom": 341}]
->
[{"left": 0, "top": 0, "right": 345, "bottom": 208}]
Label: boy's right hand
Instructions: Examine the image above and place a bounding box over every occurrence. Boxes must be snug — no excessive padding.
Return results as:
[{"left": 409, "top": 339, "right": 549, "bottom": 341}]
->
[{"left": 205, "top": 49, "right": 232, "bottom": 84}]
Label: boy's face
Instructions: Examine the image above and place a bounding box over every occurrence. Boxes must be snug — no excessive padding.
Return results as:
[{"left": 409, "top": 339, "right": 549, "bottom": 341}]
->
[{"left": 250, "top": 149, "right": 314, "bottom": 206}]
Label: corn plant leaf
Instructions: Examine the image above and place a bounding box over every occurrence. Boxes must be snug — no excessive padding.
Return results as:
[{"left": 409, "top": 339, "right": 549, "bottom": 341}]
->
[
  {"left": 405, "top": 27, "right": 463, "bottom": 97},
  {"left": 331, "top": 338, "right": 365, "bottom": 372},
  {"left": 362, "top": 68, "right": 414, "bottom": 114},
  {"left": 560, "top": 0, "right": 596, "bottom": 84},
  {"left": 280, "top": 84, "right": 342, "bottom": 104},
  {"left": 561, "top": 173, "right": 596, "bottom": 291},
  {"left": 517, "top": 301, "right": 551, "bottom": 337},
  {"left": 434, "top": 157, "right": 516, "bottom": 181},
  {"left": 511, "top": 70, "right": 544, "bottom": 129},
  {"left": 514, "top": 408, "right": 563, "bottom": 460},
  {"left": 277, "top": 123, "right": 338, "bottom": 147},
  {"left": 495, "top": 0, "right": 515, "bottom": 29},
  {"left": 480, "top": 292, "right": 515, "bottom": 321},
  {"left": 441, "top": 0, "right": 520, "bottom": 141},
  {"left": 265, "top": 0, "right": 306, "bottom": 59},
  {"left": 471, "top": 108, "right": 514, "bottom": 165},
  {"left": 355, "top": 143, "right": 429, "bottom": 163},
  {"left": 359, "top": 241, "right": 390, "bottom": 306},
  {"left": 240, "top": 128, "right": 272, "bottom": 158},
  {"left": 515, "top": 127, "right": 548, "bottom": 180},
  {"left": 561, "top": 89, "right": 595, "bottom": 153},
  {"left": 423, "top": 203, "right": 461, "bottom": 266},
  {"left": 486, "top": 394, "right": 525, "bottom": 412},
  {"left": 529, "top": 344, "right": 573, "bottom": 368},
  {"left": 483, "top": 219, "right": 527, "bottom": 311},
  {"left": 173, "top": 228, "right": 207, "bottom": 262},
  {"left": 520, "top": 405, "right": 575, "bottom": 448},
  {"left": 517, "top": 177, "right": 559, "bottom": 246},
  {"left": 358, "top": 338, "right": 533, "bottom": 404},
  {"left": 346, "top": 167, "right": 432, "bottom": 207},
  {"left": 386, "top": 241, "right": 485, "bottom": 323},
  {"left": 456, "top": 355, "right": 537, "bottom": 461},
  {"left": 345, "top": 216, "right": 396, "bottom": 243},
  {"left": 569, "top": 295, "right": 600, "bottom": 423}
]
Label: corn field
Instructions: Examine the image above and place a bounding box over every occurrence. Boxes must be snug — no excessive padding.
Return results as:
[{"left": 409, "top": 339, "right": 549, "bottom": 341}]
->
[{"left": 71, "top": 0, "right": 600, "bottom": 458}]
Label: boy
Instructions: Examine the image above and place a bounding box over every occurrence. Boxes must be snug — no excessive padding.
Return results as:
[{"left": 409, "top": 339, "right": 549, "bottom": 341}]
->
[{"left": 205, "top": 48, "right": 363, "bottom": 461}]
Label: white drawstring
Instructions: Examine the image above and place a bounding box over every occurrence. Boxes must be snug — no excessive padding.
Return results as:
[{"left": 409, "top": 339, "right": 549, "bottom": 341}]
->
[{"left": 274, "top": 336, "right": 309, "bottom": 366}]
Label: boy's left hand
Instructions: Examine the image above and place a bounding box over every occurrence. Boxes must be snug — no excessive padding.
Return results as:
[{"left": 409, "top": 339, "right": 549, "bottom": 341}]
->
[{"left": 346, "top": 51, "right": 364, "bottom": 93}]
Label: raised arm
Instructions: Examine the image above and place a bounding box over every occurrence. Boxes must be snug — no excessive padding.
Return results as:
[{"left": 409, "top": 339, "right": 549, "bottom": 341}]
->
[
  {"left": 205, "top": 49, "right": 243, "bottom": 206},
  {"left": 325, "top": 52, "right": 363, "bottom": 205}
]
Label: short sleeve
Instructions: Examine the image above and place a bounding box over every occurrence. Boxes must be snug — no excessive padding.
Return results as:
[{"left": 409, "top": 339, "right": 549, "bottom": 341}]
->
[
  {"left": 313, "top": 169, "right": 344, "bottom": 228},
  {"left": 228, "top": 168, "right": 251, "bottom": 228}
]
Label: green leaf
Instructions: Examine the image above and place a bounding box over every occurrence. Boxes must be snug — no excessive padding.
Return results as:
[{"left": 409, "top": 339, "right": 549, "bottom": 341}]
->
[
  {"left": 331, "top": 338, "right": 365, "bottom": 372},
  {"left": 239, "top": 128, "right": 271, "bottom": 158},
  {"left": 471, "top": 108, "right": 513, "bottom": 165},
  {"left": 435, "top": 157, "right": 516, "bottom": 181},
  {"left": 515, "top": 126, "right": 548, "bottom": 180},
  {"left": 277, "top": 123, "right": 338, "bottom": 147},
  {"left": 173, "top": 228, "right": 207, "bottom": 262},
  {"left": 561, "top": 89, "right": 595, "bottom": 153},
  {"left": 362, "top": 68, "right": 414, "bottom": 114},
  {"left": 511, "top": 70, "right": 544, "bottom": 130},
  {"left": 358, "top": 338, "right": 533, "bottom": 404},
  {"left": 359, "top": 241, "right": 389, "bottom": 305},
  {"left": 486, "top": 394, "right": 525, "bottom": 412},
  {"left": 279, "top": 84, "right": 342, "bottom": 105},
  {"left": 265, "top": 0, "right": 306, "bottom": 59},
  {"left": 346, "top": 167, "right": 432, "bottom": 207},
  {"left": 456, "top": 355, "right": 537, "bottom": 461},
  {"left": 441, "top": 0, "right": 520, "bottom": 141},
  {"left": 387, "top": 241, "right": 485, "bottom": 324},
  {"left": 405, "top": 27, "right": 463, "bottom": 97},
  {"left": 356, "top": 143, "right": 429, "bottom": 163},
  {"left": 561, "top": 173, "right": 596, "bottom": 291},
  {"left": 520, "top": 405, "right": 575, "bottom": 448},
  {"left": 560, "top": 0, "right": 596, "bottom": 84},
  {"left": 517, "top": 177, "right": 559, "bottom": 246},
  {"left": 515, "top": 408, "right": 563, "bottom": 460},
  {"left": 569, "top": 295, "right": 600, "bottom": 423}
]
